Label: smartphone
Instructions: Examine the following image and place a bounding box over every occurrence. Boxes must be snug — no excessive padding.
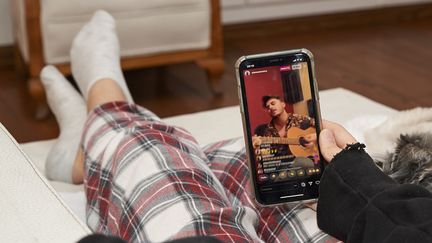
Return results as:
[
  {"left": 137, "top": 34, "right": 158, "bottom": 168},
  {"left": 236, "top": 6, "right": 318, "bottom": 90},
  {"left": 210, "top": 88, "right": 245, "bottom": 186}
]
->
[{"left": 235, "top": 49, "right": 324, "bottom": 205}]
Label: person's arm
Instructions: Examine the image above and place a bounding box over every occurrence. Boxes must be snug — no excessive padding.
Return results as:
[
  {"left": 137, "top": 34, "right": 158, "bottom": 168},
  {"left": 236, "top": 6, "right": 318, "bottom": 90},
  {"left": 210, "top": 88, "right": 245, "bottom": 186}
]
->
[
  {"left": 317, "top": 124, "right": 432, "bottom": 242},
  {"left": 252, "top": 124, "right": 268, "bottom": 148},
  {"left": 254, "top": 124, "right": 267, "bottom": 137}
]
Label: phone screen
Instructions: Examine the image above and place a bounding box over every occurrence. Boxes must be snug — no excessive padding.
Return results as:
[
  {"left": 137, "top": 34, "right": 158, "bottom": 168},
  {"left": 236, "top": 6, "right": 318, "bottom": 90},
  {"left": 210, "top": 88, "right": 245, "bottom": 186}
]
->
[{"left": 238, "top": 50, "right": 323, "bottom": 205}]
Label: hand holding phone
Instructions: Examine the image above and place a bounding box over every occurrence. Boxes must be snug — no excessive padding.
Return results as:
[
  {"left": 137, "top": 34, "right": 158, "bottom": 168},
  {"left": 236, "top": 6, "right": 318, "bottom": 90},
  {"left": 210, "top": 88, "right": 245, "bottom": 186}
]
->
[
  {"left": 236, "top": 49, "right": 324, "bottom": 205},
  {"left": 319, "top": 120, "right": 357, "bottom": 161}
]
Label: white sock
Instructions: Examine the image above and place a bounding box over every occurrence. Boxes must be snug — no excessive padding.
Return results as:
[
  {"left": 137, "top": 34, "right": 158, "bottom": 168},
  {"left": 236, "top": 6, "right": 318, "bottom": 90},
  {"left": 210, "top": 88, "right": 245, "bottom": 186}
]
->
[
  {"left": 70, "top": 10, "right": 133, "bottom": 102},
  {"left": 41, "top": 65, "right": 87, "bottom": 183}
]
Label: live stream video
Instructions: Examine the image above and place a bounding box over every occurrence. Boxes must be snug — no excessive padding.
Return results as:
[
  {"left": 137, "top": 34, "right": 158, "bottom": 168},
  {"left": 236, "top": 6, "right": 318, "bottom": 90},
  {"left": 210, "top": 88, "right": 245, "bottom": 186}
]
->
[{"left": 243, "top": 62, "right": 321, "bottom": 185}]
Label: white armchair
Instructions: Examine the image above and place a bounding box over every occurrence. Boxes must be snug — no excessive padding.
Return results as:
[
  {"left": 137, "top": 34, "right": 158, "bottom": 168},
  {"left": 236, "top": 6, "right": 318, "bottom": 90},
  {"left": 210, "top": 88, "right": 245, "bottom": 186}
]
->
[{"left": 12, "top": 0, "right": 224, "bottom": 118}]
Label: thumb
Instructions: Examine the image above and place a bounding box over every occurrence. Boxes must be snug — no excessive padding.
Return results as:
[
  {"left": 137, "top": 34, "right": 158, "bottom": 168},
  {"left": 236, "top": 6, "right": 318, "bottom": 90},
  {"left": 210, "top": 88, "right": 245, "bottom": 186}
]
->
[{"left": 319, "top": 129, "right": 342, "bottom": 162}]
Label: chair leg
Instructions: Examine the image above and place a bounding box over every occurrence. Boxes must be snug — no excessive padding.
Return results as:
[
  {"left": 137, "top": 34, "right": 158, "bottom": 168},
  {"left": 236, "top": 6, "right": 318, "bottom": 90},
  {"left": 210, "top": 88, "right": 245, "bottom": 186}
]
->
[
  {"left": 14, "top": 45, "right": 49, "bottom": 119},
  {"left": 28, "top": 77, "right": 49, "bottom": 120},
  {"left": 197, "top": 58, "right": 225, "bottom": 96},
  {"left": 13, "top": 45, "right": 28, "bottom": 81}
]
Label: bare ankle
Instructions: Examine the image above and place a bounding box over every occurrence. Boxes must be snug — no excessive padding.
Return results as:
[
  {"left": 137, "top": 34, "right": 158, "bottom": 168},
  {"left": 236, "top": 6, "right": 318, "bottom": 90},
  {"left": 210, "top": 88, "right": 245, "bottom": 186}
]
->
[
  {"left": 87, "top": 78, "right": 128, "bottom": 111},
  {"left": 72, "top": 147, "right": 85, "bottom": 184}
]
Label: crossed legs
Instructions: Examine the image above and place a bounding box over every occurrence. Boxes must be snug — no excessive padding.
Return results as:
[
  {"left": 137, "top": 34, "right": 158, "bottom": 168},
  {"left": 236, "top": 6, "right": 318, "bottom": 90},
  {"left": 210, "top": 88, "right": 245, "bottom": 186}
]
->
[{"left": 42, "top": 11, "right": 129, "bottom": 184}]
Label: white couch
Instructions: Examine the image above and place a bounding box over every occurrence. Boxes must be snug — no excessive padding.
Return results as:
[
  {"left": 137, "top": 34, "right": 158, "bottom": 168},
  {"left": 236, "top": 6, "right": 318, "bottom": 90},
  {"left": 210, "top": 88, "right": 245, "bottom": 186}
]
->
[
  {"left": 1, "top": 88, "right": 396, "bottom": 242},
  {"left": 0, "top": 124, "right": 90, "bottom": 243}
]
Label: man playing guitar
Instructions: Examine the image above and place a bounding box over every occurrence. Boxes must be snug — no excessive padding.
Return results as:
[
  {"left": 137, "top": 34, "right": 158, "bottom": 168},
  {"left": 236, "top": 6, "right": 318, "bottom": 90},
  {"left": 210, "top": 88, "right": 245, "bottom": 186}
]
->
[{"left": 252, "top": 95, "right": 317, "bottom": 157}]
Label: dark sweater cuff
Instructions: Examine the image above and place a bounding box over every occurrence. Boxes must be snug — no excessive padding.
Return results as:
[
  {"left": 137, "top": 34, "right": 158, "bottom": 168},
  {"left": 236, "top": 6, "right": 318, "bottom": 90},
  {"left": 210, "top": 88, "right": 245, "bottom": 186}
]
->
[{"left": 317, "top": 144, "right": 397, "bottom": 241}]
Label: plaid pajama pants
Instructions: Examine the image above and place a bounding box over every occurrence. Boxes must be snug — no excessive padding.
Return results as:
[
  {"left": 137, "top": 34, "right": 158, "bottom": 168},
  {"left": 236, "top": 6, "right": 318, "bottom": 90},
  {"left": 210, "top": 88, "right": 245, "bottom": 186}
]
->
[{"left": 81, "top": 102, "right": 338, "bottom": 243}]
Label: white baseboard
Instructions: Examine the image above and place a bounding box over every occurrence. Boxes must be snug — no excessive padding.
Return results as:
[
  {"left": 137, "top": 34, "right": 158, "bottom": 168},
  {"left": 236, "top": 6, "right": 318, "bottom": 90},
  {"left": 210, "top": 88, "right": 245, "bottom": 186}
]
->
[{"left": 222, "top": 0, "right": 432, "bottom": 24}]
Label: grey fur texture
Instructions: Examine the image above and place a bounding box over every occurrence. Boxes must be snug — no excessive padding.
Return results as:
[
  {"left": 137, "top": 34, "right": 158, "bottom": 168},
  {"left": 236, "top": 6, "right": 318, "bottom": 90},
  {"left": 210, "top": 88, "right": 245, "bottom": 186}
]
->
[{"left": 376, "top": 133, "right": 432, "bottom": 192}]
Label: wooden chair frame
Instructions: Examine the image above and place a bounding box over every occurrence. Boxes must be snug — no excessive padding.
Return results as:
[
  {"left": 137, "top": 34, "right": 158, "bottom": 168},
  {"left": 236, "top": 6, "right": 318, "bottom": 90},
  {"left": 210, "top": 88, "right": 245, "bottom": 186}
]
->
[{"left": 13, "top": 0, "right": 224, "bottom": 119}]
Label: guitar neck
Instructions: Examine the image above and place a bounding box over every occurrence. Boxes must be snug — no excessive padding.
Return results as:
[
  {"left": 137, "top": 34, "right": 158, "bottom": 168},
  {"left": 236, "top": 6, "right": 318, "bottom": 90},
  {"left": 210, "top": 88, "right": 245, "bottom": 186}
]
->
[{"left": 260, "top": 137, "right": 300, "bottom": 145}]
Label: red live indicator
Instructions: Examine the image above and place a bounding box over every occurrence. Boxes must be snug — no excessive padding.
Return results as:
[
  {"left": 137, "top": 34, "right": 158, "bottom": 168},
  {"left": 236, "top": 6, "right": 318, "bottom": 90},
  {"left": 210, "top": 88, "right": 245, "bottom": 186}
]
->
[{"left": 280, "top": 65, "right": 291, "bottom": 71}]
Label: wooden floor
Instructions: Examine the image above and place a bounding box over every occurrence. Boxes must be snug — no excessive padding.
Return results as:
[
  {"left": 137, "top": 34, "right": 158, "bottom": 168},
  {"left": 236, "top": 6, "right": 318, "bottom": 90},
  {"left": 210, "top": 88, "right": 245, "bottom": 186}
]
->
[{"left": 2, "top": 5, "right": 432, "bottom": 143}]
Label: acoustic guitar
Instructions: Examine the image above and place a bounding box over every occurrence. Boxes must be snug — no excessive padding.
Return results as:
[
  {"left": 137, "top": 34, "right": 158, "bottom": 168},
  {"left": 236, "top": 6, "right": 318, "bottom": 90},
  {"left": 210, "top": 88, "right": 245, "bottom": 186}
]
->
[{"left": 257, "top": 127, "right": 317, "bottom": 157}]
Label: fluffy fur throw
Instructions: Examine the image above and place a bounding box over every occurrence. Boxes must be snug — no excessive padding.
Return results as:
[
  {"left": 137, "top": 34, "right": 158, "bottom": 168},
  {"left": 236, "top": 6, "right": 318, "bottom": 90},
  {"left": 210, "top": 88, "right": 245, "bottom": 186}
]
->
[
  {"left": 376, "top": 133, "right": 432, "bottom": 192},
  {"left": 364, "top": 107, "right": 432, "bottom": 191}
]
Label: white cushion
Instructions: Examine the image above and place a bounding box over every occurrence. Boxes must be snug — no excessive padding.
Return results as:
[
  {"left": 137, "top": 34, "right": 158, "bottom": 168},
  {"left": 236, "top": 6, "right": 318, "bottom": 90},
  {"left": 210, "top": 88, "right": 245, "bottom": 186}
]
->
[
  {"left": 0, "top": 123, "right": 90, "bottom": 243},
  {"left": 32, "top": 0, "right": 211, "bottom": 63}
]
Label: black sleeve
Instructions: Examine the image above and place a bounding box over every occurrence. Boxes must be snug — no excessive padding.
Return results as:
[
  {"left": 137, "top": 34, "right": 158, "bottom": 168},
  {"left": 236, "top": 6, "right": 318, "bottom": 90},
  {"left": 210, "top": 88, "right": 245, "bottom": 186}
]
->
[{"left": 317, "top": 144, "right": 432, "bottom": 243}]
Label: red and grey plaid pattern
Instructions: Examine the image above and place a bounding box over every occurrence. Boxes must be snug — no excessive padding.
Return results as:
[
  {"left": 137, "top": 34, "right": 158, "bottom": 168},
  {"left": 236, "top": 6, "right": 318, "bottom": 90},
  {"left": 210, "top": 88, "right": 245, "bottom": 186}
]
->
[{"left": 81, "top": 102, "right": 338, "bottom": 243}]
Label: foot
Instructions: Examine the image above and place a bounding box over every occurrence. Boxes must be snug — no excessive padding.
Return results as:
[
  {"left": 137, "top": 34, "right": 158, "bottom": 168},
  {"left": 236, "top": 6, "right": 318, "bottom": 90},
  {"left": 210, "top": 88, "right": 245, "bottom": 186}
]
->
[
  {"left": 41, "top": 65, "right": 87, "bottom": 183},
  {"left": 70, "top": 10, "right": 133, "bottom": 102}
]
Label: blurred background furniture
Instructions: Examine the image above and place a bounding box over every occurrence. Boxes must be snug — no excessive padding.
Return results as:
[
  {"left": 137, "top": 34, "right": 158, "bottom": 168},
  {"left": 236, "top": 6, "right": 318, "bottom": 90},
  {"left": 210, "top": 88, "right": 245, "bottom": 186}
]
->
[{"left": 12, "top": 0, "right": 224, "bottom": 119}]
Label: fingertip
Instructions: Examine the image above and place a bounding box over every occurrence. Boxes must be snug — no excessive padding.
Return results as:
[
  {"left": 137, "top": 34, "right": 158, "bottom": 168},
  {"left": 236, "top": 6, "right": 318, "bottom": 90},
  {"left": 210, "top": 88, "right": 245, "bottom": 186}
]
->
[{"left": 319, "top": 129, "right": 341, "bottom": 162}]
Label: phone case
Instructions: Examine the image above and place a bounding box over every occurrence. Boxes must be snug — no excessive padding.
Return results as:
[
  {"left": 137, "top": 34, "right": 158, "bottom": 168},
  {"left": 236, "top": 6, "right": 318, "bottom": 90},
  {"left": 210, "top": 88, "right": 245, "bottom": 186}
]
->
[{"left": 235, "top": 48, "right": 323, "bottom": 206}]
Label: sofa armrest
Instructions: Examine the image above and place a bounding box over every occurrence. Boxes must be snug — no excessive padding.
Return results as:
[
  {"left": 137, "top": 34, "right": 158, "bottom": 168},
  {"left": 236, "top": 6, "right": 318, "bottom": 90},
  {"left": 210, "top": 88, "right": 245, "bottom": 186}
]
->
[{"left": 0, "top": 123, "right": 90, "bottom": 243}]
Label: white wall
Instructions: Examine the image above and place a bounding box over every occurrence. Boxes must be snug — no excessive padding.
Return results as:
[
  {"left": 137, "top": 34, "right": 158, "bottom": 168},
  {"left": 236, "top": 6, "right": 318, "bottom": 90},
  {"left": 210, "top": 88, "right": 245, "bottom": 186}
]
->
[{"left": 0, "top": 0, "right": 12, "bottom": 46}]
